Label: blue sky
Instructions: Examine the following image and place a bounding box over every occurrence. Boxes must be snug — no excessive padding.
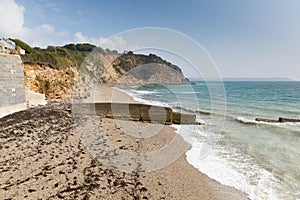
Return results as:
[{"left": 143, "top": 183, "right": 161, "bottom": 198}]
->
[{"left": 1, "top": 0, "right": 300, "bottom": 79}]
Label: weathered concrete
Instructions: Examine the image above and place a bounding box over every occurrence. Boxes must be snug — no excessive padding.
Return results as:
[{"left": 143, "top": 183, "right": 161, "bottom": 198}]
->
[
  {"left": 0, "top": 103, "right": 26, "bottom": 118},
  {"left": 279, "top": 117, "right": 300, "bottom": 123},
  {"left": 172, "top": 112, "right": 197, "bottom": 124},
  {"left": 255, "top": 118, "right": 279, "bottom": 123},
  {"left": 25, "top": 87, "right": 47, "bottom": 107},
  {"left": 255, "top": 117, "right": 300, "bottom": 123},
  {"left": 0, "top": 54, "right": 26, "bottom": 118},
  {"left": 73, "top": 103, "right": 199, "bottom": 125}
]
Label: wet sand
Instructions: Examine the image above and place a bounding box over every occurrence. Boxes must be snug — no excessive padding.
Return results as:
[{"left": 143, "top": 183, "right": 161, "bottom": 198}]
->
[{"left": 0, "top": 86, "right": 248, "bottom": 199}]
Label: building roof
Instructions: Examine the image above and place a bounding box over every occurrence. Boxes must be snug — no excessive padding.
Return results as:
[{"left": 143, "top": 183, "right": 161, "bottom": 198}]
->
[{"left": 0, "top": 38, "right": 16, "bottom": 50}]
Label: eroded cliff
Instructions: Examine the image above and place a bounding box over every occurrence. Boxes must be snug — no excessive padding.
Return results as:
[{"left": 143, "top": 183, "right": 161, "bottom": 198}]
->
[{"left": 20, "top": 42, "right": 187, "bottom": 99}]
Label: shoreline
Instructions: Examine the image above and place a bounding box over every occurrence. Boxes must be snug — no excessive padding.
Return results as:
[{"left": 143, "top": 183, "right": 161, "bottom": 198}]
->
[
  {"left": 93, "top": 85, "right": 248, "bottom": 199},
  {"left": 0, "top": 85, "right": 248, "bottom": 199},
  {"left": 99, "top": 116, "right": 248, "bottom": 199}
]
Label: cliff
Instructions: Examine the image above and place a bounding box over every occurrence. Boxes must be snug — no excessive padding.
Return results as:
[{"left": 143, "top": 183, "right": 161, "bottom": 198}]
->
[
  {"left": 16, "top": 40, "right": 187, "bottom": 99},
  {"left": 23, "top": 64, "right": 77, "bottom": 99},
  {"left": 111, "top": 53, "right": 187, "bottom": 86}
]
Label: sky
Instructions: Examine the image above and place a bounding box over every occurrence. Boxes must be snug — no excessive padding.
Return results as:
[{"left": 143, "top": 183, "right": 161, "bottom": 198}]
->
[{"left": 0, "top": 0, "right": 300, "bottom": 80}]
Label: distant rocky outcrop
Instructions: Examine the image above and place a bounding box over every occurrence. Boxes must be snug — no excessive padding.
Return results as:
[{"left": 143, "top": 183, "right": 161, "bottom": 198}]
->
[
  {"left": 112, "top": 52, "right": 187, "bottom": 85},
  {"left": 74, "top": 51, "right": 187, "bottom": 99},
  {"left": 15, "top": 39, "right": 187, "bottom": 99},
  {"left": 115, "top": 62, "right": 187, "bottom": 86}
]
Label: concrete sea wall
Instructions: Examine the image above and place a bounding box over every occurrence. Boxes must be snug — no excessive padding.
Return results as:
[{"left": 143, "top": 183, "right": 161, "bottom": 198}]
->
[
  {"left": 73, "top": 103, "right": 198, "bottom": 125},
  {"left": 0, "top": 54, "right": 26, "bottom": 118}
]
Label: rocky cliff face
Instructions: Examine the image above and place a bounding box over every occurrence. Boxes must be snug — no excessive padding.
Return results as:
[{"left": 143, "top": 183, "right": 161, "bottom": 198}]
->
[
  {"left": 111, "top": 53, "right": 187, "bottom": 86},
  {"left": 23, "top": 64, "right": 77, "bottom": 99},
  {"left": 23, "top": 51, "right": 187, "bottom": 100}
]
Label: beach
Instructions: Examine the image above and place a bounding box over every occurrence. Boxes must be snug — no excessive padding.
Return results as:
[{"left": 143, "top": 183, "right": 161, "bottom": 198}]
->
[{"left": 0, "top": 86, "right": 248, "bottom": 199}]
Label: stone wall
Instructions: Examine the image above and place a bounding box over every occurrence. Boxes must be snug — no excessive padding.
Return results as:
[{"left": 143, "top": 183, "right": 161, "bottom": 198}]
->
[{"left": 0, "top": 54, "right": 26, "bottom": 117}]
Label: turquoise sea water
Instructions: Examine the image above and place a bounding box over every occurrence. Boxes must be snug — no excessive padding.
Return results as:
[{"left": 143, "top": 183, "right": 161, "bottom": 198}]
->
[{"left": 120, "top": 81, "right": 300, "bottom": 200}]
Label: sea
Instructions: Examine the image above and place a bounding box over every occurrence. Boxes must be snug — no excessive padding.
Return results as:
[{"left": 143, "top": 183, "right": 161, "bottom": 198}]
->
[{"left": 118, "top": 81, "right": 300, "bottom": 200}]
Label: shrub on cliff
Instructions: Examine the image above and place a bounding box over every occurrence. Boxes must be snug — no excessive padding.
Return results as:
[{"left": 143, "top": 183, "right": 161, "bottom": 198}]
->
[
  {"left": 10, "top": 39, "right": 34, "bottom": 54},
  {"left": 63, "top": 43, "right": 96, "bottom": 52},
  {"left": 19, "top": 42, "right": 96, "bottom": 69}
]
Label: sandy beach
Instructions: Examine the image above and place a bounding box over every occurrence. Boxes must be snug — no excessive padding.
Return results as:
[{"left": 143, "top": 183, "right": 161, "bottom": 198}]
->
[{"left": 0, "top": 86, "right": 248, "bottom": 199}]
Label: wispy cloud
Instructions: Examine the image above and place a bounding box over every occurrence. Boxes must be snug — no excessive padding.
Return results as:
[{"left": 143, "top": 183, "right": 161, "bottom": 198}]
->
[
  {"left": 0, "top": 0, "right": 134, "bottom": 51},
  {"left": 45, "top": 1, "right": 62, "bottom": 12},
  {"left": 74, "top": 32, "right": 138, "bottom": 52},
  {"left": 0, "top": 0, "right": 69, "bottom": 47}
]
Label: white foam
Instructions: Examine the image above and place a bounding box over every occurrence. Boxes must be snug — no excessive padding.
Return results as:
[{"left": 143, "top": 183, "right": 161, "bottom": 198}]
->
[
  {"left": 133, "top": 96, "right": 170, "bottom": 107},
  {"left": 236, "top": 116, "right": 257, "bottom": 125},
  {"left": 237, "top": 116, "right": 300, "bottom": 132},
  {"left": 196, "top": 115, "right": 207, "bottom": 125},
  {"left": 130, "top": 90, "right": 157, "bottom": 95},
  {"left": 116, "top": 87, "right": 170, "bottom": 107},
  {"left": 182, "top": 132, "right": 286, "bottom": 200},
  {"left": 170, "top": 117, "right": 286, "bottom": 200},
  {"left": 116, "top": 86, "right": 297, "bottom": 200}
]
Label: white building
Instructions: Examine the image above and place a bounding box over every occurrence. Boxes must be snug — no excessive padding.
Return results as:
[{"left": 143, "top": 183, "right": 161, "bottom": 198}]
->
[{"left": 0, "top": 38, "right": 25, "bottom": 55}]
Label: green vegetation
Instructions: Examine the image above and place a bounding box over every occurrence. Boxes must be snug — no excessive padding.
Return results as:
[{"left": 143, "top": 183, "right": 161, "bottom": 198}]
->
[
  {"left": 44, "top": 80, "right": 50, "bottom": 91},
  {"left": 63, "top": 43, "right": 95, "bottom": 52},
  {"left": 14, "top": 39, "right": 117, "bottom": 69},
  {"left": 112, "top": 64, "right": 122, "bottom": 75},
  {"left": 112, "top": 51, "right": 183, "bottom": 74},
  {"left": 10, "top": 38, "right": 34, "bottom": 54},
  {"left": 13, "top": 39, "right": 182, "bottom": 76}
]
